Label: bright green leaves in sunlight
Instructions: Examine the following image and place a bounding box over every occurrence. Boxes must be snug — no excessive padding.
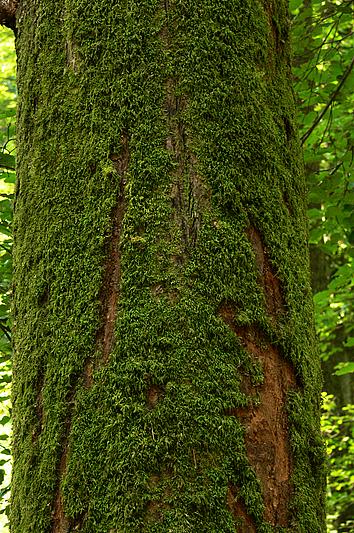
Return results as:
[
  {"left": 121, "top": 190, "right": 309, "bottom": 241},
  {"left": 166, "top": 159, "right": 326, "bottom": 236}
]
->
[
  {"left": 0, "top": 26, "right": 15, "bottom": 531},
  {"left": 292, "top": 2, "right": 354, "bottom": 531},
  {"left": 322, "top": 393, "right": 354, "bottom": 533},
  {"left": 292, "top": 0, "right": 354, "bottom": 379}
]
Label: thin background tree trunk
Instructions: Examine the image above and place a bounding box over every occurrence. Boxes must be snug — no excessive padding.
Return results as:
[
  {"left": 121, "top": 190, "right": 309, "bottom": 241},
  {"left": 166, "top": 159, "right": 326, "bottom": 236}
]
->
[{"left": 11, "top": 1, "right": 326, "bottom": 531}]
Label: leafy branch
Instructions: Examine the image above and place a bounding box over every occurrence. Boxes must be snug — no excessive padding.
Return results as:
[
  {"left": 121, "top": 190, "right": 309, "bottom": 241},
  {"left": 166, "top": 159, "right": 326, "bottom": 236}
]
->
[{"left": 301, "top": 55, "right": 354, "bottom": 144}]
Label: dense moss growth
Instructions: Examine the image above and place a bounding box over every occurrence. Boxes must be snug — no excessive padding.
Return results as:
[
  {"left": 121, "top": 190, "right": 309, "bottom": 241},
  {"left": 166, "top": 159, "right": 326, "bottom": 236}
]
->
[{"left": 11, "top": 0, "right": 326, "bottom": 531}]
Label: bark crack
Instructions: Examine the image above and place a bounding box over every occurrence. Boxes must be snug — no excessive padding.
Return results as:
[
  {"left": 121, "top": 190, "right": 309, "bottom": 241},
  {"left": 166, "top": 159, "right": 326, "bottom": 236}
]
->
[
  {"left": 247, "top": 226, "right": 285, "bottom": 319},
  {"left": 162, "top": 5, "right": 207, "bottom": 255},
  {"left": 83, "top": 134, "right": 129, "bottom": 388},
  {"left": 51, "top": 135, "right": 129, "bottom": 531},
  {"left": 98, "top": 142, "right": 128, "bottom": 364}
]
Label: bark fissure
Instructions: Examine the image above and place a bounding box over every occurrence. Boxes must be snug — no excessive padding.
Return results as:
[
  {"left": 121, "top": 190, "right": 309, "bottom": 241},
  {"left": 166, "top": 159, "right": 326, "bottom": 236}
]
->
[
  {"left": 84, "top": 134, "right": 129, "bottom": 388},
  {"left": 162, "top": 4, "right": 205, "bottom": 254},
  {"left": 51, "top": 138, "right": 129, "bottom": 531},
  {"left": 98, "top": 152, "right": 128, "bottom": 364},
  {"left": 247, "top": 226, "right": 285, "bottom": 319}
]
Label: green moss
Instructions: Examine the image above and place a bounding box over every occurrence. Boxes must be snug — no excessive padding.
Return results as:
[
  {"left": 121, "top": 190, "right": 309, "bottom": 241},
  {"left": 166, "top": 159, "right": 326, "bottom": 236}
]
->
[{"left": 11, "top": 0, "right": 325, "bottom": 531}]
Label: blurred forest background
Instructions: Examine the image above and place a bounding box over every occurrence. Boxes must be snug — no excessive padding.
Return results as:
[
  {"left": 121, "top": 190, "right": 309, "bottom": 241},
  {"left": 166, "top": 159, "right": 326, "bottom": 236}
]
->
[{"left": 0, "top": 0, "right": 353, "bottom": 531}]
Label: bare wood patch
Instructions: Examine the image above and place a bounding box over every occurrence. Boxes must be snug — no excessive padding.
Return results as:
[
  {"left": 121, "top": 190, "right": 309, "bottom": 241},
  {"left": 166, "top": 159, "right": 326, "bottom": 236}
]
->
[
  {"left": 145, "top": 501, "right": 170, "bottom": 523},
  {"left": 66, "top": 39, "right": 79, "bottom": 73},
  {"left": 246, "top": 226, "right": 285, "bottom": 318},
  {"left": 218, "top": 306, "right": 296, "bottom": 527}
]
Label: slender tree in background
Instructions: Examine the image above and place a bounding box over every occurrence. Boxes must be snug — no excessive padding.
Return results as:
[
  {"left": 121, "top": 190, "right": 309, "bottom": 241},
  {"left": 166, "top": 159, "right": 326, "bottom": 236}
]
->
[{"left": 3, "top": 0, "right": 327, "bottom": 531}]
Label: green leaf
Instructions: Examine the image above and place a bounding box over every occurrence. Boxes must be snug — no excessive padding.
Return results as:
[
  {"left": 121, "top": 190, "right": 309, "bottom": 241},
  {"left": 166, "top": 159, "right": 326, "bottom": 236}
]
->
[
  {"left": 0, "top": 153, "right": 15, "bottom": 170},
  {"left": 290, "top": 0, "right": 303, "bottom": 11},
  {"left": 344, "top": 337, "right": 354, "bottom": 348},
  {"left": 334, "top": 362, "right": 354, "bottom": 376}
]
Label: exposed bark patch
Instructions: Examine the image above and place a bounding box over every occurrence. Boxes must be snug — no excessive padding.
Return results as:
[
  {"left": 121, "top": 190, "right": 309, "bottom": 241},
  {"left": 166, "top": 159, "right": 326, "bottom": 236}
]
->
[
  {"left": 226, "top": 484, "right": 257, "bottom": 533},
  {"left": 263, "top": 1, "right": 286, "bottom": 55},
  {"left": 0, "top": 0, "right": 17, "bottom": 32},
  {"left": 52, "top": 462, "right": 70, "bottom": 533},
  {"left": 246, "top": 227, "right": 285, "bottom": 319},
  {"left": 217, "top": 300, "right": 236, "bottom": 330},
  {"left": 147, "top": 385, "right": 165, "bottom": 409},
  {"left": 218, "top": 307, "right": 296, "bottom": 527},
  {"left": 151, "top": 283, "right": 165, "bottom": 298},
  {"left": 283, "top": 115, "right": 294, "bottom": 142},
  {"left": 282, "top": 191, "right": 294, "bottom": 216},
  {"left": 38, "top": 286, "right": 49, "bottom": 306}
]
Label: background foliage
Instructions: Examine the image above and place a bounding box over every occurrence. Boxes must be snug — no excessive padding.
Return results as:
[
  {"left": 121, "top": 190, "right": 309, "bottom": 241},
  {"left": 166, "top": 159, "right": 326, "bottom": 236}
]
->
[
  {"left": 0, "top": 1, "right": 353, "bottom": 531},
  {"left": 0, "top": 26, "right": 15, "bottom": 531}
]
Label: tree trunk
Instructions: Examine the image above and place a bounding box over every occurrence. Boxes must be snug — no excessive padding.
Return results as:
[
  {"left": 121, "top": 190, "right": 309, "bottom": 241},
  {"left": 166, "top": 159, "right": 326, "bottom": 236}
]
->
[{"left": 11, "top": 1, "right": 326, "bottom": 531}]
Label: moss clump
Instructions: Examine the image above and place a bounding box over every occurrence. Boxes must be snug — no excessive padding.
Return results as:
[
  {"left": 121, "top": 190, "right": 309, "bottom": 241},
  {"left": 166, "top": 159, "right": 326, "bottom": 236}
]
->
[{"left": 12, "top": 0, "right": 325, "bottom": 531}]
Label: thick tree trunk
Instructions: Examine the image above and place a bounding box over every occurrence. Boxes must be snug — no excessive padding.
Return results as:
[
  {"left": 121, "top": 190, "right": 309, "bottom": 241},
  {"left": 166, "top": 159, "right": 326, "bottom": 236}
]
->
[{"left": 11, "top": 1, "right": 326, "bottom": 531}]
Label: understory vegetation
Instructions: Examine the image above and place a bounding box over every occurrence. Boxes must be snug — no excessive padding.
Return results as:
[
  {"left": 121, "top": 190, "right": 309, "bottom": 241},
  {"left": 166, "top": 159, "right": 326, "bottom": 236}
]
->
[{"left": 0, "top": 0, "right": 353, "bottom": 530}]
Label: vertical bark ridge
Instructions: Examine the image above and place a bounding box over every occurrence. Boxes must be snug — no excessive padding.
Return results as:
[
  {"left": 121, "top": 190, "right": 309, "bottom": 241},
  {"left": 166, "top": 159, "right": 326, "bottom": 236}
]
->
[
  {"left": 98, "top": 136, "right": 129, "bottom": 364},
  {"left": 83, "top": 134, "right": 129, "bottom": 387},
  {"left": 162, "top": 4, "right": 206, "bottom": 256}
]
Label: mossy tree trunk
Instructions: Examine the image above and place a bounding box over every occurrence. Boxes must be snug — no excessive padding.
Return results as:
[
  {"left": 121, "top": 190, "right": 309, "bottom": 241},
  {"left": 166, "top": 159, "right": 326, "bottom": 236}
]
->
[{"left": 11, "top": 1, "right": 326, "bottom": 531}]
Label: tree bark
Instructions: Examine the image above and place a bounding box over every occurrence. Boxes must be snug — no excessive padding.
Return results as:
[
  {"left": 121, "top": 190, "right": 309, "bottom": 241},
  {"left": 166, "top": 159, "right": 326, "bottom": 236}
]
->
[{"left": 11, "top": 1, "right": 326, "bottom": 531}]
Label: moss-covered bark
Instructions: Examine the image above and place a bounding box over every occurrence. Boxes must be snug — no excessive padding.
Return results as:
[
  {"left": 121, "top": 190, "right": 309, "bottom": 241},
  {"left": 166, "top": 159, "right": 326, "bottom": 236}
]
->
[{"left": 11, "top": 1, "right": 326, "bottom": 531}]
